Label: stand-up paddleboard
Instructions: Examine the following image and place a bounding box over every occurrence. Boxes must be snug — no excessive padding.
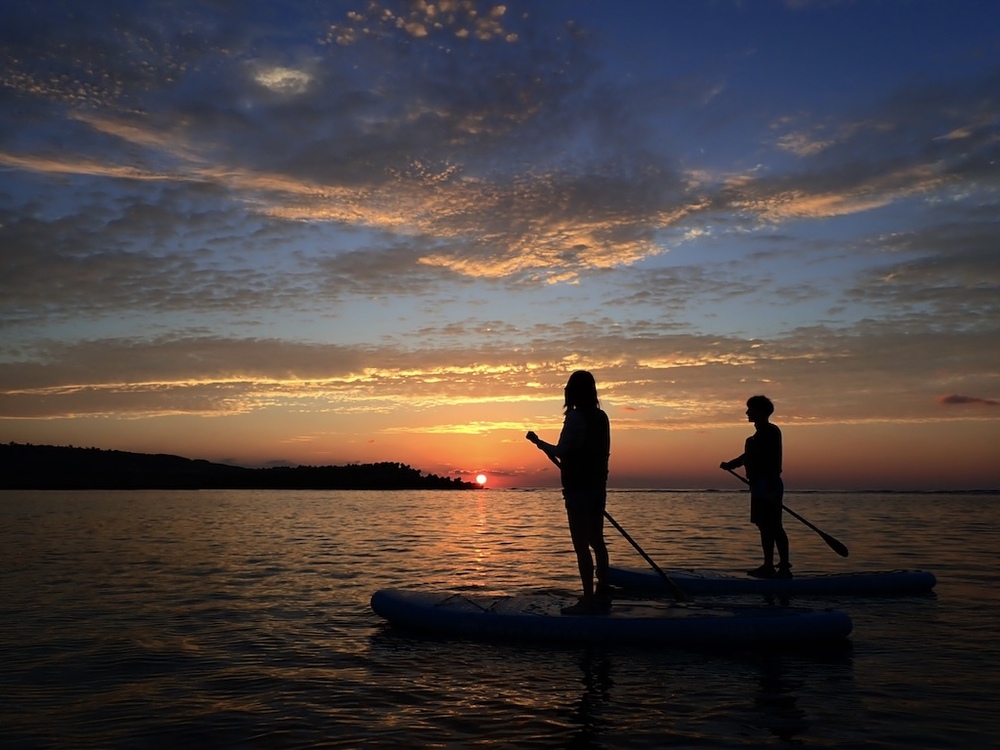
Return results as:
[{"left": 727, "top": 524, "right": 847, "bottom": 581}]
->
[
  {"left": 371, "top": 588, "right": 852, "bottom": 647},
  {"left": 607, "top": 566, "right": 936, "bottom": 597}
]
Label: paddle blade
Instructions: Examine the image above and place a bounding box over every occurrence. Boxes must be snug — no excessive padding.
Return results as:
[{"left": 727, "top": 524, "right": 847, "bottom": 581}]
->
[
  {"left": 782, "top": 504, "right": 850, "bottom": 558},
  {"left": 823, "top": 532, "right": 850, "bottom": 558}
]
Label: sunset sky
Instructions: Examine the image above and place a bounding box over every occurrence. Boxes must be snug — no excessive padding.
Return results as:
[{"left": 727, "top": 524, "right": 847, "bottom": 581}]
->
[{"left": 2, "top": 0, "right": 998, "bottom": 490}]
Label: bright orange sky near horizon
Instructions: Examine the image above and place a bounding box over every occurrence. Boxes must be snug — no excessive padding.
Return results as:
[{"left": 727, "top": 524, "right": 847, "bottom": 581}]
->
[{"left": 1, "top": 1, "right": 999, "bottom": 490}]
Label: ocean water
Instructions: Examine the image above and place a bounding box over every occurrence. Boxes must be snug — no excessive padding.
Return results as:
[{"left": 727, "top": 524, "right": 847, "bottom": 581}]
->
[{"left": 2, "top": 487, "right": 998, "bottom": 748}]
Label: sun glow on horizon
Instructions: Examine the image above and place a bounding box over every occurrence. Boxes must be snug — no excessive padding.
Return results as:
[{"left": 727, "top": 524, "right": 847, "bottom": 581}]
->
[{"left": 476, "top": 473, "right": 488, "bottom": 486}]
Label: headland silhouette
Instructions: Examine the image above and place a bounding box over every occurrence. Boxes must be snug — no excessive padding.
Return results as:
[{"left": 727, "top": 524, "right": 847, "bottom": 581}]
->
[{"left": 1, "top": 443, "right": 478, "bottom": 490}]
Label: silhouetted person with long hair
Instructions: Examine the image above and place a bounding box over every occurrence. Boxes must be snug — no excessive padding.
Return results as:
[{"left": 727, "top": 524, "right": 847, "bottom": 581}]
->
[
  {"left": 527, "top": 370, "right": 611, "bottom": 614},
  {"left": 721, "top": 395, "right": 791, "bottom": 578}
]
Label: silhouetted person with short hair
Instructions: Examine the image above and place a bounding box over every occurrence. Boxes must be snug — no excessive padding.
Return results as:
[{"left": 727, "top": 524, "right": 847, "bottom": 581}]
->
[
  {"left": 527, "top": 370, "right": 611, "bottom": 614},
  {"left": 721, "top": 395, "right": 791, "bottom": 578}
]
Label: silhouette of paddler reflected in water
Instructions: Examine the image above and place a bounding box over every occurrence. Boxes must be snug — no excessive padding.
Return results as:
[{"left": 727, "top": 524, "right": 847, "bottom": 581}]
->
[
  {"left": 753, "top": 653, "right": 809, "bottom": 741},
  {"left": 566, "top": 648, "right": 614, "bottom": 749}
]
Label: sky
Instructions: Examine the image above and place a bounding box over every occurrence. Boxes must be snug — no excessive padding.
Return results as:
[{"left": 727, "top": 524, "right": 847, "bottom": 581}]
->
[{"left": 1, "top": 0, "right": 998, "bottom": 490}]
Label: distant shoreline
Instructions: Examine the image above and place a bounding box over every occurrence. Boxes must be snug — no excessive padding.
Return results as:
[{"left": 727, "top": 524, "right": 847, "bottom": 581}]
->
[
  {"left": 2, "top": 443, "right": 994, "bottom": 494},
  {"left": 0, "top": 443, "right": 479, "bottom": 491}
]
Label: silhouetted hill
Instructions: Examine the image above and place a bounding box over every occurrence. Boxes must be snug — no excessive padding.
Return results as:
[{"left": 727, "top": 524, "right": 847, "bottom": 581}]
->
[{"left": 0, "top": 443, "right": 477, "bottom": 490}]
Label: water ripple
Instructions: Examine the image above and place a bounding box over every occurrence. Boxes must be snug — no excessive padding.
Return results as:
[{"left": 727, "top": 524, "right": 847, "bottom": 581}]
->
[{"left": 1, "top": 488, "right": 998, "bottom": 748}]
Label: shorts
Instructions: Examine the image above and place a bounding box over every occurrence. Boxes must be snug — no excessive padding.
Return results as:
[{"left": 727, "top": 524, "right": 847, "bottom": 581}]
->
[
  {"left": 749, "top": 477, "right": 784, "bottom": 527},
  {"left": 563, "top": 487, "right": 607, "bottom": 515}
]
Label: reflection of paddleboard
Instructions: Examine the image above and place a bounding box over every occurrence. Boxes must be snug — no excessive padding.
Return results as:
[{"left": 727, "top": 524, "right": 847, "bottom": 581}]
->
[
  {"left": 608, "top": 566, "right": 936, "bottom": 597},
  {"left": 370, "top": 588, "right": 852, "bottom": 647}
]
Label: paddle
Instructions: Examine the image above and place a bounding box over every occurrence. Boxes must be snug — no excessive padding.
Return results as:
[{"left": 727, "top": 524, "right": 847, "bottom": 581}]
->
[
  {"left": 601, "top": 509, "right": 688, "bottom": 602},
  {"left": 723, "top": 467, "right": 849, "bottom": 558},
  {"left": 527, "top": 432, "right": 688, "bottom": 602}
]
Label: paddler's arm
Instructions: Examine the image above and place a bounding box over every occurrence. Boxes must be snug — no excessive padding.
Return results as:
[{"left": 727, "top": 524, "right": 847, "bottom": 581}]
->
[
  {"left": 526, "top": 411, "right": 584, "bottom": 465},
  {"left": 525, "top": 431, "right": 560, "bottom": 466},
  {"left": 720, "top": 455, "right": 745, "bottom": 471}
]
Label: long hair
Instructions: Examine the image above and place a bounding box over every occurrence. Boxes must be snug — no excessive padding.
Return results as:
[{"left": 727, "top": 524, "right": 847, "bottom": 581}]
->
[{"left": 564, "top": 370, "right": 600, "bottom": 413}]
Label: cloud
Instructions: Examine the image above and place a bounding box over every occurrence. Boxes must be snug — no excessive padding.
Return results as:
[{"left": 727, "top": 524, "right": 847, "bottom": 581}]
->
[
  {"left": 2, "top": 320, "right": 997, "bottom": 429},
  {"left": 0, "top": 0, "right": 697, "bottom": 289},
  {"left": 841, "top": 212, "right": 1000, "bottom": 331},
  {"left": 327, "top": 1, "right": 519, "bottom": 45},
  {"left": 937, "top": 394, "right": 999, "bottom": 407},
  {"left": 4, "top": 0, "right": 997, "bottom": 305},
  {"left": 0, "top": 185, "right": 324, "bottom": 325}
]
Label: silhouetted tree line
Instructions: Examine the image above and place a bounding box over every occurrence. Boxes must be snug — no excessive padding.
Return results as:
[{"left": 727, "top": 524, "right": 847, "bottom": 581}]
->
[{"left": 0, "top": 443, "right": 477, "bottom": 490}]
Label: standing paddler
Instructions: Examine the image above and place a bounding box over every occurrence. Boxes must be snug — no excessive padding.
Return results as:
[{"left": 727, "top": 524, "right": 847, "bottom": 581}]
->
[
  {"left": 721, "top": 395, "right": 792, "bottom": 579},
  {"left": 526, "top": 370, "right": 612, "bottom": 614}
]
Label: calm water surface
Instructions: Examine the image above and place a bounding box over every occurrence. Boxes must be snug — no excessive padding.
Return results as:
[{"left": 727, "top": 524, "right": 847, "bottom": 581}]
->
[{"left": 2, "top": 488, "right": 998, "bottom": 748}]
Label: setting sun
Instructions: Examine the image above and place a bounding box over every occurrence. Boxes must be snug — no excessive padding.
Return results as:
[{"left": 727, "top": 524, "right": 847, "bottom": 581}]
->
[{"left": 476, "top": 474, "right": 488, "bottom": 486}]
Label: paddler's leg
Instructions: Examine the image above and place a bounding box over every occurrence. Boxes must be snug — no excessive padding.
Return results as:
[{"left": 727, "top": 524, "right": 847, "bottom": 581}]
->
[
  {"left": 774, "top": 524, "right": 791, "bottom": 577},
  {"left": 591, "top": 493, "right": 610, "bottom": 602},
  {"left": 747, "top": 522, "right": 776, "bottom": 578},
  {"left": 567, "top": 506, "right": 595, "bottom": 598},
  {"left": 773, "top": 479, "right": 791, "bottom": 576},
  {"left": 760, "top": 525, "right": 775, "bottom": 568}
]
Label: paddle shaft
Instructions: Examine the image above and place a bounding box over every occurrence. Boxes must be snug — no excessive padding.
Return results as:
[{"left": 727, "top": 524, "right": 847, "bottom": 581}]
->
[
  {"left": 602, "top": 509, "right": 688, "bottom": 601},
  {"left": 724, "top": 467, "right": 849, "bottom": 558},
  {"left": 529, "top": 435, "right": 688, "bottom": 601}
]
